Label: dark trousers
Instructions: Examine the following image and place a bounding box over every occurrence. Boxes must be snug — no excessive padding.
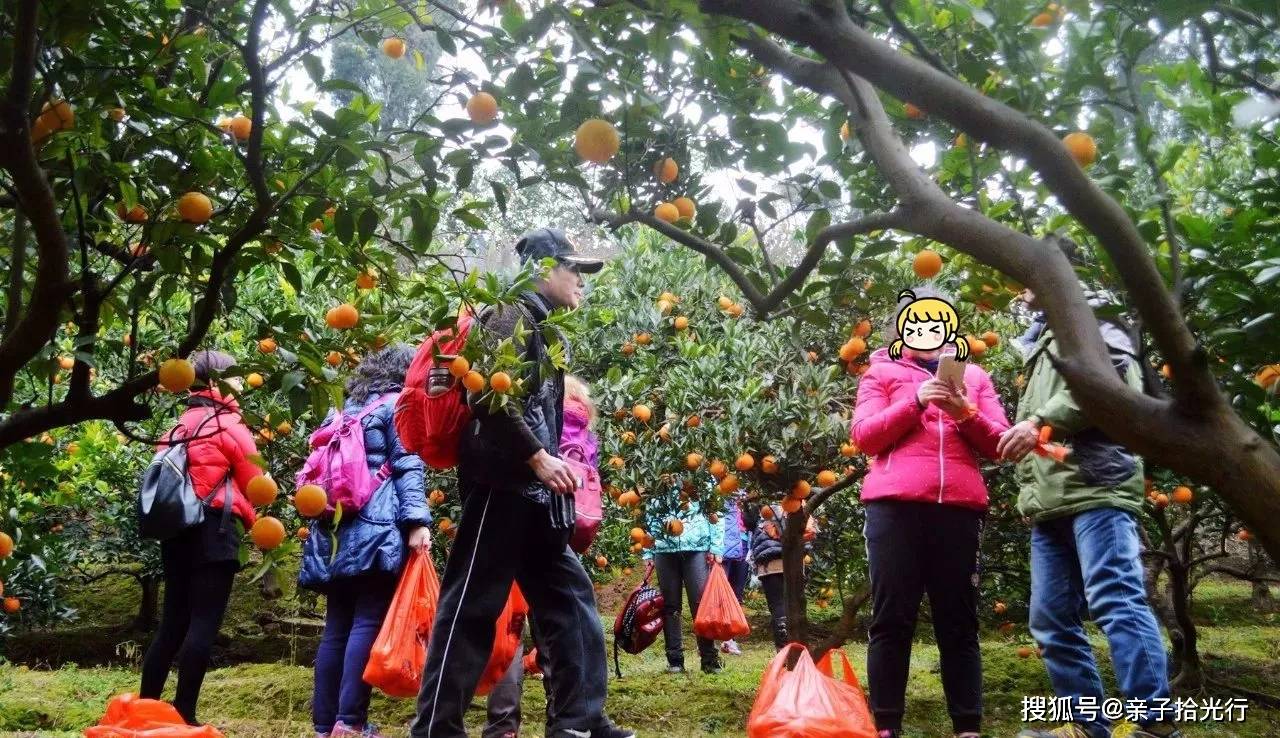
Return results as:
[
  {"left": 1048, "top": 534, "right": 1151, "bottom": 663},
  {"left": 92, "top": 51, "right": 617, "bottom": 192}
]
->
[
  {"left": 723, "top": 558, "right": 750, "bottom": 604},
  {"left": 410, "top": 486, "right": 607, "bottom": 738},
  {"left": 865, "top": 500, "right": 984, "bottom": 734},
  {"left": 484, "top": 620, "right": 553, "bottom": 738},
  {"left": 139, "top": 557, "right": 238, "bottom": 725},
  {"left": 652, "top": 551, "right": 718, "bottom": 668},
  {"left": 758, "top": 573, "right": 788, "bottom": 650},
  {"left": 313, "top": 574, "right": 398, "bottom": 732}
]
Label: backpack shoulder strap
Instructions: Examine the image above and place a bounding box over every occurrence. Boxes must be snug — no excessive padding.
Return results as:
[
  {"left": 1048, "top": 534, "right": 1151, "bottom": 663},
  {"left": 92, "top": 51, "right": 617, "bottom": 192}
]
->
[{"left": 353, "top": 392, "right": 400, "bottom": 423}]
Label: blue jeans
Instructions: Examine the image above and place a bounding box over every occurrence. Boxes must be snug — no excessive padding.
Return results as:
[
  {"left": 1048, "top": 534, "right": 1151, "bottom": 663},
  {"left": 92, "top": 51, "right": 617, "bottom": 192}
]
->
[
  {"left": 313, "top": 574, "right": 398, "bottom": 732},
  {"left": 1030, "top": 508, "right": 1170, "bottom": 737}
]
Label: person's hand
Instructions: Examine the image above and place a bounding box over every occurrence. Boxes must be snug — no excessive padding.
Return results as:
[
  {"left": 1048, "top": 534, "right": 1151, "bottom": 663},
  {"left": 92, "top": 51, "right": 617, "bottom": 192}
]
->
[
  {"left": 705, "top": 552, "right": 721, "bottom": 566},
  {"left": 937, "top": 386, "right": 970, "bottom": 419},
  {"left": 998, "top": 419, "right": 1041, "bottom": 462},
  {"left": 407, "top": 525, "right": 432, "bottom": 553},
  {"left": 529, "top": 449, "right": 579, "bottom": 495},
  {"left": 916, "top": 378, "right": 955, "bottom": 409}
]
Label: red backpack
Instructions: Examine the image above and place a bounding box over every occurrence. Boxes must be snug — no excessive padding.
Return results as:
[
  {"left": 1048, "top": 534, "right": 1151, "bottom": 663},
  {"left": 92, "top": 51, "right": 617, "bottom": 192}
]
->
[
  {"left": 612, "top": 562, "right": 665, "bottom": 677},
  {"left": 395, "top": 313, "right": 474, "bottom": 469}
]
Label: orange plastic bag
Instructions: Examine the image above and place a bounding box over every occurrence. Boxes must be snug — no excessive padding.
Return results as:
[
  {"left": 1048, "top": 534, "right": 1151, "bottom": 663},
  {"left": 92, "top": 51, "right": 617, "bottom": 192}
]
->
[
  {"left": 362, "top": 549, "right": 441, "bottom": 698},
  {"left": 746, "top": 644, "right": 878, "bottom": 738},
  {"left": 694, "top": 560, "right": 750, "bottom": 640},
  {"left": 523, "top": 647, "right": 543, "bottom": 676},
  {"left": 475, "top": 584, "right": 529, "bottom": 696},
  {"left": 84, "top": 693, "right": 224, "bottom": 738},
  {"left": 816, "top": 648, "right": 875, "bottom": 732}
]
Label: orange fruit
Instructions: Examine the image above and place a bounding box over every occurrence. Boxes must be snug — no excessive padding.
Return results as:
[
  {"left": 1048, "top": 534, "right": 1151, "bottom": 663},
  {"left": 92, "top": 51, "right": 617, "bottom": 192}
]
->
[
  {"left": 981, "top": 331, "right": 1000, "bottom": 347},
  {"left": 3, "top": 597, "right": 19, "bottom": 614},
  {"left": 621, "top": 431, "right": 636, "bottom": 445},
  {"left": 656, "top": 299, "right": 674, "bottom": 315},
  {"left": 246, "top": 372, "right": 264, "bottom": 389},
  {"left": 32, "top": 100, "right": 74, "bottom": 142},
  {"left": 1154, "top": 493, "right": 1170, "bottom": 509},
  {"left": 999, "top": 621, "right": 1016, "bottom": 634},
  {"left": 310, "top": 218, "right": 324, "bottom": 232},
  {"left": 718, "top": 474, "right": 740, "bottom": 494},
  {"left": 462, "top": 370, "right": 486, "bottom": 393},
  {"left": 1160, "top": 363, "right": 1172, "bottom": 380},
  {"left": 245, "top": 475, "right": 279, "bottom": 506},
  {"left": 326, "top": 303, "right": 360, "bottom": 330},
  {"left": 840, "top": 121, "right": 851, "bottom": 141},
  {"left": 447, "top": 355, "right": 470, "bottom": 378},
  {"left": 735, "top": 453, "right": 755, "bottom": 472},
  {"left": 1254, "top": 365, "right": 1280, "bottom": 389},
  {"left": 621, "top": 341, "right": 635, "bottom": 356},
  {"left": 229, "top": 115, "right": 252, "bottom": 141},
  {"left": 439, "top": 518, "right": 454, "bottom": 533},
  {"left": 816, "top": 469, "right": 838, "bottom": 487},
  {"left": 635, "top": 332, "right": 652, "bottom": 345},
  {"left": 632, "top": 404, "right": 652, "bottom": 423},
  {"left": 667, "top": 519, "right": 684, "bottom": 536},
  {"left": 595, "top": 555, "right": 609, "bottom": 568},
  {"left": 654, "top": 157, "right": 678, "bottom": 183},
  {"left": 994, "top": 601, "right": 1008, "bottom": 615},
  {"left": 1063, "top": 131, "right": 1097, "bottom": 167},
  {"left": 761, "top": 455, "right": 779, "bottom": 474},
  {"left": 654, "top": 202, "right": 679, "bottom": 223},
  {"left": 466, "top": 91, "right": 499, "bottom": 124},
  {"left": 967, "top": 335, "right": 988, "bottom": 356},
  {"left": 1172, "top": 486, "right": 1193, "bottom": 505},
  {"left": 1031, "top": 12, "right": 1054, "bottom": 27},
  {"left": 574, "top": 118, "right": 620, "bottom": 163},
  {"left": 116, "top": 202, "right": 148, "bottom": 223},
  {"left": 109, "top": 107, "right": 127, "bottom": 122},
  {"left": 490, "top": 372, "right": 512, "bottom": 393},
  {"left": 177, "top": 192, "right": 213, "bottom": 223},
  {"left": 275, "top": 421, "right": 292, "bottom": 436},
  {"left": 727, "top": 303, "right": 744, "bottom": 318},
  {"left": 781, "top": 497, "right": 803, "bottom": 514},
  {"left": 685, "top": 414, "right": 701, "bottom": 428},
  {"left": 326, "top": 351, "right": 343, "bottom": 367},
  {"left": 158, "top": 358, "right": 196, "bottom": 392},
  {"left": 673, "top": 197, "right": 696, "bottom": 220},
  {"left": 0, "top": 532, "right": 13, "bottom": 558},
  {"left": 791, "top": 480, "right": 812, "bottom": 500},
  {"left": 356, "top": 271, "right": 378, "bottom": 290},
  {"left": 839, "top": 337, "right": 867, "bottom": 362},
  {"left": 904, "top": 102, "right": 925, "bottom": 120},
  {"left": 685, "top": 453, "right": 704, "bottom": 470},
  {"left": 840, "top": 443, "right": 859, "bottom": 457},
  {"left": 913, "top": 249, "right": 943, "bottom": 279},
  {"left": 674, "top": 316, "right": 689, "bottom": 331},
  {"left": 382, "top": 38, "right": 407, "bottom": 58},
  {"left": 250, "top": 516, "right": 287, "bottom": 550},
  {"left": 618, "top": 491, "right": 640, "bottom": 507},
  {"left": 609, "top": 456, "right": 625, "bottom": 470},
  {"left": 429, "top": 489, "right": 446, "bottom": 506},
  {"left": 295, "top": 485, "right": 328, "bottom": 517},
  {"left": 630, "top": 527, "right": 647, "bottom": 543},
  {"left": 1237, "top": 529, "right": 1252, "bottom": 542},
  {"left": 1017, "top": 645, "right": 1035, "bottom": 658},
  {"left": 717, "top": 295, "right": 734, "bottom": 311},
  {"left": 854, "top": 319, "right": 872, "bottom": 338},
  {"left": 296, "top": 527, "right": 310, "bottom": 541},
  {"left": 709, "top": 460, "right": 728, "bottom": 479}
]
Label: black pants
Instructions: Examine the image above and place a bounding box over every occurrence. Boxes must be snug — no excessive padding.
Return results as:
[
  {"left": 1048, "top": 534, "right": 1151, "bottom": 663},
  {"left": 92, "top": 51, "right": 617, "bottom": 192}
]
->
[
  {"left": 139, "top": 555, "right": 238, "bottom": 724},
  {"left": 653, "top": 551, "right": 718, "bottom": 668},
  {"left": 865, "top": 501, "right": 984, "bottom": 734},
  {"left": 410, "top": 486, "right": 607, "bottom": 738},
  {"left": 723, "top": 558, "right": 750, "bottom": 604},
  {"left": 758, "top": 573, "right": 789, "bottom": 650}
]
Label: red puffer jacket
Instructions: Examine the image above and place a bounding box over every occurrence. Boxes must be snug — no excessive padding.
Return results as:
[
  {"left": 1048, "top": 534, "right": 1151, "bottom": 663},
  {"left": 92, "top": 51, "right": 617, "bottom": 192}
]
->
[
  {"left": 852, "top": 348, "right": 1010, "bottom": 510},
  {"left": 159, "top": 390, "right": 260, "bottom": 527}
]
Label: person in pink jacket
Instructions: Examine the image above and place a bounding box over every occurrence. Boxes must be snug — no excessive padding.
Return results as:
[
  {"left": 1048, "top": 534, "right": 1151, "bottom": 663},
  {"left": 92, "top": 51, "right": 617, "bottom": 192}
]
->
[{"left": 851, "top": 288, "right": 1010, "bottom": 738}]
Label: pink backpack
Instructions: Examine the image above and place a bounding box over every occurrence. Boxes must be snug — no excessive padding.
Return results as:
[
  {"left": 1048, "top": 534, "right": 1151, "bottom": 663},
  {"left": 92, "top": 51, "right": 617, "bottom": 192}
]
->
[
  {"left": 563, "top": 441, "right": 603, "bottom": 553},
  {"left": 298, "top": 393, "right": 399, "bottom": 514}
]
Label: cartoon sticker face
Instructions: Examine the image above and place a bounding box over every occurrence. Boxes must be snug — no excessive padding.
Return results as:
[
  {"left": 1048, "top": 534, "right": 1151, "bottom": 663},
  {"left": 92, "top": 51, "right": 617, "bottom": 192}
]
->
[{"left": 889, "top": 289, "right": 971, "bottom": 362}]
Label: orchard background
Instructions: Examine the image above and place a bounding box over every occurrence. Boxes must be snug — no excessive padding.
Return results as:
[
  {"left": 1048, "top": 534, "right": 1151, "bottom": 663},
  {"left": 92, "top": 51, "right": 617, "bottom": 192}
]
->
[{"left": 1, "top": 0, "right": 1278, "bottom": 736}]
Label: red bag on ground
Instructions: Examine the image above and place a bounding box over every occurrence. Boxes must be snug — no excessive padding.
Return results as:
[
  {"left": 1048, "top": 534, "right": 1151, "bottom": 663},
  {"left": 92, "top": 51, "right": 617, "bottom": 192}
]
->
[
  {"left": 474, "top": 584, "right": 529, "bottom": 696},
  {"left": 693, "top": 560, "right": 750, "bottom": 640},
  {"left": 816, "top": 648, "right": 875, "bottom": 732},
  {"left": 84, "top": 693, "right": 224, "bottom": 738},
  {"left": 523, "top": 647, "right": 543, "bottom": 676},
  {"left": 363, "top": 549, "right": 441, "bottom": 698},
  {"left": 394, "top": 313, "right": 474, "bottom": 469},
  {"left": 746, "top": 644, "right": 878, "bottom": 738}
]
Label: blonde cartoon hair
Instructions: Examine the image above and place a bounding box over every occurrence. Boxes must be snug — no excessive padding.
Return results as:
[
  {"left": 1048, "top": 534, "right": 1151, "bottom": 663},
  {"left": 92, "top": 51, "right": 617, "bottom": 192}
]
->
[
  {"left": 888, "top": 288, "right": 969, "bottom": 361},
  {"left": 564, "top": 374, "right": 597, "bottom": 426}
]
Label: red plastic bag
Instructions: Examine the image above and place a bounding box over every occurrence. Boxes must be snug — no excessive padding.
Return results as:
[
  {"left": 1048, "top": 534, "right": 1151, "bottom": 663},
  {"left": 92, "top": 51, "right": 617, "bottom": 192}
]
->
[
  {"left": 84, "top": 693, "right": 224, "bottom": 738},
  {"left": 474, "top": 584, "right": 529, "bottom": 696},
  {"left": 394, "top": 313, "right": 474, "bottom": 469},
  {"left": 816, "top": 648, "right": 875, "bottom": 730},
  {"left": 523, "top": 647, "right": 543, "bottom": 676},
  {"left": 363, "top": 550, "right": 441, "bottom": 697},
  {"left": 693, "top": 560, "right": 750, "bottom": 640},
  {"left": 746, "top": 644, "right": 878, "bottom": 738}
]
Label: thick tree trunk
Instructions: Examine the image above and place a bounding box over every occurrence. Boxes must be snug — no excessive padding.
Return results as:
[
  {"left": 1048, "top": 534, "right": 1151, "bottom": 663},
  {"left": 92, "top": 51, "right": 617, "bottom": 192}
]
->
[
  {"left": 1251, "top": 581, "right": 1273, "bottom": 610},
  {"left": 1165, "top": 563, "right": 1203, "bottom": 691},
  {"left": 780, "top": 505, "right": 809, "bottom": 647}
]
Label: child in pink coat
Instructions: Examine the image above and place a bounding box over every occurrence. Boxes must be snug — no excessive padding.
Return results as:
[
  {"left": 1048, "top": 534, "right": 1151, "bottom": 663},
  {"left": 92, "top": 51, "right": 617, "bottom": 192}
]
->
[{"left": 851, "top": 289, "right": 1010, "bottom": 738}]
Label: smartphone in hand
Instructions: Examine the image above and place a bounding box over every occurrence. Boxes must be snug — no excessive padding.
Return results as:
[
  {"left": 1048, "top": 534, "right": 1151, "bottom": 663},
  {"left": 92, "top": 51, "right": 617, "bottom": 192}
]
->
[{"left": 938, "top": 355, "right": 966, "bottom": 394}]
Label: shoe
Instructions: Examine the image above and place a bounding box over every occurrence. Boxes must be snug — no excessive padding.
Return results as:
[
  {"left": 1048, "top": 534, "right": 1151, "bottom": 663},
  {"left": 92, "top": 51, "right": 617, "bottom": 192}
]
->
[
  {"left": 721, "top": 639, "right": 742, "bottom": 656},
  {"left": 591, "top": 718, "right": 636, "bottom": 738},
  {"left": 1016, "top": 725, "right": 1094, "bottom": 738},
  {"left": 1133, "top": 724, "right": 1183, "bottom": 738},
  {"left": 665, "top": 664, "right": 686, "bottom": 674},
  {"left": 701, "top": 659, "right": 723, "bottom": 674},
  {"left": 330, "top": 724, "right": 360, "bottom": 738}
]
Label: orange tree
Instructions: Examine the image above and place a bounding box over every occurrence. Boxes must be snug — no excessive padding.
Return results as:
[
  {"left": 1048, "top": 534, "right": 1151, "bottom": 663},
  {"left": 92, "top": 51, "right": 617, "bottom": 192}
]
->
[{"left": 469, "top": 1, "right": 1280, "bottom": 562}]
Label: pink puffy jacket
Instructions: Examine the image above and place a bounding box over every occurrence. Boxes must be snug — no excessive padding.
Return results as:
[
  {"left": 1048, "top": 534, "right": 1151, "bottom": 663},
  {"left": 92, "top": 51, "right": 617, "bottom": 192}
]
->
[{"left": 851, "top": 348, "right": 1010, "bottom": 510}]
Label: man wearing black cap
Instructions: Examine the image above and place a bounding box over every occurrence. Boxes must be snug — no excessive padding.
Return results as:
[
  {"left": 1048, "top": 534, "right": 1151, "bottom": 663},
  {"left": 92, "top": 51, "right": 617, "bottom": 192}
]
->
[{"left": 411, "top": 229, "right": 632, "bottom": 738}]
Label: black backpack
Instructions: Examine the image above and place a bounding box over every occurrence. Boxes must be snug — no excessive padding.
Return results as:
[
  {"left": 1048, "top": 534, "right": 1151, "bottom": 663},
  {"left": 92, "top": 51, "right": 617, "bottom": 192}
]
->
[
  {"left": 137, "top": 411, "right": 232, "bottom": 540},
  {"left": 612, "top": 562, "right": 665, "bottom": 677}
]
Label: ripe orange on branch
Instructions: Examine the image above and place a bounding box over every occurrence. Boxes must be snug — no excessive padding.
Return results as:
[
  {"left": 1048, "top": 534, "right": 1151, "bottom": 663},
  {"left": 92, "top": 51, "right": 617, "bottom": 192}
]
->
[
  {"left": 574, "top": 118, "right": 620, "bottom": 164},
  {"left": 246, "top": 475, "right": 279, "bottom": 506},
  {"left": 654, "top": 157, "right": 678, "bottom": 184},
  {"left": 158, "top": 358, "right": 196, "bottom": 392},
  {"left": 913, "top": 249, "right": 943, "bottom": 279},
  {"left": 673, "top": 197, "right": 696, "bottom": 220},
  {"left": 1062, "top": 131, "right": 1097, "bottom": 167},
  {"left": 1172, "top": 486, "right": 1194, "bottom": 505},
  {"left": 632, "top": 404, "right": 652, "bottom": 423},
  {"left": 177, "top": 192, "right": 213, "bottom": 223},
  {"left": 735, "top": 453, "right": 755, "bottom": 472},
  {"left": 258, "top": 337, "right": 278, "bottom": 354},
  {"left": 462, "top": 371, "right": 486, "bottom": 393},
  {"left": 295, "top": 485, "right": 328, "bottom": 517},
  {"left": 326, "top": 303, "right": 360, "bottom": 330},
  {"left": 0, "top": 532, "right": 13, "bottom": 558},
  {"left": 466, "top": 92, "right": 499, "bottom": 124},
  {"left": 816, "top": 469, "right": 838, "bottom": 487},
  {"left": 685, "top": 452, "right": 704, "bottom": 470},
  {"left": 490, "top": 372, "right": 513, "bottom": 393},
  {"left": 761, "top": 455, "right": 779, "bottom": 474},
  {"left": 382, "top": 38, "right": 407, "bottom": 59},
  {"left": 250, "top": 516, "right": 286, "bottom": 550},
  {"left": 228, "top": 115, "right": 252, "bottom": 141},
  {"left": 654, "top": 202, "right": 679, "bottom": 223},
  {"left": 116, "top": 202, "right": 148, "bottom": 223}
]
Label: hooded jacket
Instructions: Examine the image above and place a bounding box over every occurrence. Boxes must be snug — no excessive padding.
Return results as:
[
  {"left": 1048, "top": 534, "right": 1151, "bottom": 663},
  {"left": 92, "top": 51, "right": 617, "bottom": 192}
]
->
[
  {"left": 851, "top": 348, "right": 1010, "bottom": 510},
  {"left": 162, "top": 390, "right": 261, "bottom": 528},
  {"left": 299, "top": 393, "right": 431, "bottom": 590}
]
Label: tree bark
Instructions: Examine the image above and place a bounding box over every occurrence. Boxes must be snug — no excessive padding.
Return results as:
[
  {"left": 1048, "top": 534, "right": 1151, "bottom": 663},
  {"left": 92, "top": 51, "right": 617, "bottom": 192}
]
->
[{"left": 133, "top": 574, "right": 160, "bottom": 631}]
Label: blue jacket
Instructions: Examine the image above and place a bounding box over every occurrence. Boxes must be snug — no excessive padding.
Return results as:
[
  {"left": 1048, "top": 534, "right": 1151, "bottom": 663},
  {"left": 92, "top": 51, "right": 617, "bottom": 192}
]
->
[
  {"left": 642, "top": 484, "right": 725, "bottom": 558},
  {"left": 720, "top": 496, "right": 747, "bottom": 560},
  {"left": 299, "top": 394, "right": 431, "bottom": 590}
]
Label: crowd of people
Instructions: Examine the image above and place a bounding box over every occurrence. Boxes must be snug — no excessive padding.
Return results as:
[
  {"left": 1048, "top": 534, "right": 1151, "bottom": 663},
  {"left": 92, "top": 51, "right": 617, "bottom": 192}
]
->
[{"left": 137, "top": 228, "right": 1180, "bottom": 738}]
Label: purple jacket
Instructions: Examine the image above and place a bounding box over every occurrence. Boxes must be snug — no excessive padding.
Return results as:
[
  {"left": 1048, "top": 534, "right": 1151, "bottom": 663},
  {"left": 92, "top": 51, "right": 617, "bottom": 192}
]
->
[
  {"left": 852, "top": 348, "right": 1009, "bottom": 510},
  {"left": 560, "top": 397, "right": 598, "bottom": 466}
]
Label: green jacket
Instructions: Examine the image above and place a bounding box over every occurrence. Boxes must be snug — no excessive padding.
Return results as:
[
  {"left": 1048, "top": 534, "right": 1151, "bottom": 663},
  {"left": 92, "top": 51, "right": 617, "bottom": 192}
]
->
[{"left": 1014, "top": 325, "right": 1145, "bottom": 523}]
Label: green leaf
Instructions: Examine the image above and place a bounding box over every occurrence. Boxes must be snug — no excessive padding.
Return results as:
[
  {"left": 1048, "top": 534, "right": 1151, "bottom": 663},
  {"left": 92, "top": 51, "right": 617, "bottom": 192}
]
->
[{"left": 805, "top": 209, "right": 832, "bottom": 243}]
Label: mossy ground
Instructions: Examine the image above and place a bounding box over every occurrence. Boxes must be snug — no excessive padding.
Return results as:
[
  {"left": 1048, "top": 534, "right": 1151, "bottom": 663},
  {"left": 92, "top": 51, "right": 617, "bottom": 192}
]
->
[{"left": 1, "top": 575, "right": 1276, "bottom": 737}]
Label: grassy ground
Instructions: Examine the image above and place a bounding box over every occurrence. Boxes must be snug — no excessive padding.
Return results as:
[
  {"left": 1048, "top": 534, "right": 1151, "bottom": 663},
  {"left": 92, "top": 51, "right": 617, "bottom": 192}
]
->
[{"left": 1, "top": 577, "right": 1277, "bottom": 737}]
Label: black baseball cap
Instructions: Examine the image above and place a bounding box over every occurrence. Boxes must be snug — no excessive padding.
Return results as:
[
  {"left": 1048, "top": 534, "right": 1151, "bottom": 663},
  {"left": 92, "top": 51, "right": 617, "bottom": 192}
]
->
[{"left": 515, "top": 228, "right": 604, "bottom": 274}]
